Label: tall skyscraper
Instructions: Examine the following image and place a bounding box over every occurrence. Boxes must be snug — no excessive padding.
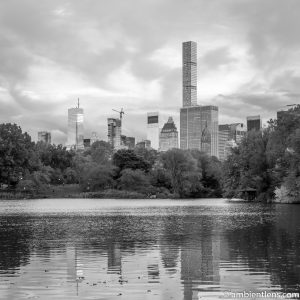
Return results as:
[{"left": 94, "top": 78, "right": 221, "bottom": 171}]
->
[
  {"left": 107, "top": 118, "right": 122, "bottom": 150},
  {"left": 247, "top": 115, "right": 261, "bottom": 131},
  {"left": 38, "top": 131, "right": 51, "bottom": 144},
  {"left": 159, "top": 117, "right": 178, "bottom": 152},
  {"left": 67, "top": 100, "right": 84, "bottom": 150},
  {"left": 180, "top": 41, "right": 219, "bottom": 157},
  {"left": 182, "top": 41, "right": 197, "bottom": 107},
  {"left": 147, "top": 112, "right": 159, "bottom": 150}
]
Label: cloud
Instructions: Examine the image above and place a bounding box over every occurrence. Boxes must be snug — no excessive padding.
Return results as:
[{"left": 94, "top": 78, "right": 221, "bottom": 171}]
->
[{"left": 0, "top": 0, "right": 300, "bottom": 143}]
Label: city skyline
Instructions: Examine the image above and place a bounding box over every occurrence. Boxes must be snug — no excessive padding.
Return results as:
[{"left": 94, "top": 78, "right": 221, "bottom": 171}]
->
[{"left": 0, "top": 0, "right": 300, "bottom": 144}]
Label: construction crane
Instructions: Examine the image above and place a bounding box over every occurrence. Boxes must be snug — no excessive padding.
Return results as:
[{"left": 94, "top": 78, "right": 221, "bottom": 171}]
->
[{"left": 112, "top": 108, "right": 125, "bottom": 120}]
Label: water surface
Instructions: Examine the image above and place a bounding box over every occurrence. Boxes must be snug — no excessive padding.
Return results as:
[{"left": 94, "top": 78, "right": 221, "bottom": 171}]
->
[{"left": 0, "top": 198, "right": 299, "bottom": 299}]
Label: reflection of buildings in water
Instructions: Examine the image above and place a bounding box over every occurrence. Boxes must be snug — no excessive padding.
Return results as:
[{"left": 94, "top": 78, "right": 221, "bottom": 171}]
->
[
  {"left": 159, "top": 242, "right": 180, "bottom": 275},
  {"left": 147, "top": 264, "right": 160, "bottom": 282},
  {"left": 66, "top": 246, "right": 84, "bottom": 280},
  {"left": 66, "top": 246, "right": 84, "bottom": 296},
  {"left": 181, "top": 230, "right": 221, "bottom": 300},
  {"left": 107, "top": 242, "right": 122, "bottom": 274}
]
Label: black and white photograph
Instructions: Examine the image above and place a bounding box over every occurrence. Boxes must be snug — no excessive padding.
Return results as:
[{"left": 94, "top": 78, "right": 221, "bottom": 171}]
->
[{"left": 0, "top": 0, "right": 300, "bottom": 299}]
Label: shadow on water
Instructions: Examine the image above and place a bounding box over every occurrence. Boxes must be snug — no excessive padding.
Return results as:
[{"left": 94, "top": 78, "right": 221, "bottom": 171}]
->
[{"left": 0, "top": 199, "right": 299, "bottom": 299}]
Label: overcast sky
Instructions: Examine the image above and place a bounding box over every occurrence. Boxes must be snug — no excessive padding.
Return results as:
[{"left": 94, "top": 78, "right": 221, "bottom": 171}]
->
[{"left": 1, "top": 0, "right": 300, "bottom": 144}]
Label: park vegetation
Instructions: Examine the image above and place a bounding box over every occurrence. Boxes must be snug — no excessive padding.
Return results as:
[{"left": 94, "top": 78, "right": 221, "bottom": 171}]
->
[
  {"left": 0, "top": 123, "right": 222, "bottom": 199},
  {"left": 0, "top": 105, "right": 300, "bottom": 202}
]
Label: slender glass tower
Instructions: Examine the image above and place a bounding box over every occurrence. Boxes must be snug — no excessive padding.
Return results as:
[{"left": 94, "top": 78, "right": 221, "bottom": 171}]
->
[
  {"left": 67, "top": 99, "right": 84, "bottom": 150},
  {"left": 182, "top": 41, "right": 197, "bottom": 107}
]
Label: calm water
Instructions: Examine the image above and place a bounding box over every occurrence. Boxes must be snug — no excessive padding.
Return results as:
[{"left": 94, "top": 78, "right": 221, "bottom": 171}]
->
[{"left": 0, "top": 199, "right": 299, "bottom": 300}]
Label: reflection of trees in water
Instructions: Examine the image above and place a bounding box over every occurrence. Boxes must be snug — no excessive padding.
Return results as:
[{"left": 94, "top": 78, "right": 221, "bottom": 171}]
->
[
  {"left": 224, "top": 208, "right": 300, "bottom": 293},
  {"left": 0, "top": 216, "right": 33, "bottom": 272}
]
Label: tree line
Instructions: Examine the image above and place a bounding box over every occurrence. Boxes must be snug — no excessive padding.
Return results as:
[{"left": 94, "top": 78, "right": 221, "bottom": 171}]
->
[
  {"left": 223, "top": 105, "right": 300, "bottom": 202},
  {"left": 0, "top": 123, "right": 222, "bottom": 198}
]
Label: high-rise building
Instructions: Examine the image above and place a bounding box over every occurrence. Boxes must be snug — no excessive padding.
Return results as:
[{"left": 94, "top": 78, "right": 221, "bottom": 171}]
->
[
  {"left": 218, "top": 125, "right": 230, "bottom": 161},
  {"left": 147, "top": 112, "right": 159, "bottom": 150},
  {"left": 218, "top": 123, "right": 246, "bottom": 161},
  {"left": 67, "top": 100, "right": 84, "bottom": 150},
  {"left": 180, "top": 105, "right": 219, "bottom": 157},
  {"left": 90, "top": 132, "right": 99, "bottom": 146},
  {"left": 121, "top": 135, "right": 136, "bottom": 149},
  {"left": 38, "top": 131, "right": 51, "bottom": 144},
  {"left": 247, "top": 115, "right": 261, "bottom": 132},
  {"left": 83, "top": 138, "right": 91, "bottom": 148},
  {"left": 180, "top": 41, "right": 219, "bottom": 157},
  {"left": 107, "top": 118, "right": 122, "bottom": 150},
  {"left": 136, "top": 140, "right": 151, "bottom": 150},
  {"left": 182, "top": 41, "right": 197, "bottom": 107},
  {"left": 159, "top": 117, "right": 178, "bottom": 152}
]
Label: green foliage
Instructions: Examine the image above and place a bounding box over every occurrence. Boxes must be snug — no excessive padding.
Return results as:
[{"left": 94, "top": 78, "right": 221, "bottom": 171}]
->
[
  {"left": 80, "top": 164, "right": 115, "bottom": 191},
  {"left": 113, "top": 149, "right": 151, "bottom": 172},
  {"left": 118, "top": 168, "right": 151, "bottom": 192},
  {"left": 0, "top": 123, "right": 38, "bottom": 185},
  {"left": 160, "top": 149, "right": 197, "bottom": 197},
  {"left": 223, "top": 105, "right": 300, "bottom": 202},
  {"left": 89, "top": 140, "right": 113, "bottom": 164},
  {"left": 0, "top": 123, "right": 224, "bottom": 199}
]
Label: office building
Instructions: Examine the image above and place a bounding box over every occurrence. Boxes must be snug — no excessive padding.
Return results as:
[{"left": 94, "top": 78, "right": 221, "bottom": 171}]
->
[
  {"left": 147, "top": 112, "right": 160, "bottom": 150},
  {"left": 107, "top": 118, "right": 122, "bottom": 150},
  {"left": 159, "top": 117, "right": 178, "bottom": 152},
  {"left": 136, "top": 140, "right": 151, "bottom": 150},
  {"left": 247, "top": 115, "right": 261, "bottom": 132},
  {"left": 182, "top": 41, "right": 197, "bottom": 107},
  {"left": 180, "top": 105, "right": 219, "bottom": 157},
  {"left": 218, "top": 125, "right": 230, "bottom": 161},
  {"left": 38, "top": 131, "right": 51, "bottom": 144},
  {"left": 180, "top": 41, "right": 219, "bottom": 157},
  {"left": 121, "top": 135, "right": 135, "bottom": 149},
  {"left": 218, "top": 123, "right": 246, "bottom": 161},
  {"left": 67, "top": 100, "right": 84, "bottom": 150},
  {"left": 83, "top": 138, "right": 91, "bottom": 148},
  {"left": 90, "top": 132, "right": 99, "bottom": 146}
]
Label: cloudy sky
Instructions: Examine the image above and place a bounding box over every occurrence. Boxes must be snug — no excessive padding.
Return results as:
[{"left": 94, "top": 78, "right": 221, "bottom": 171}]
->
[{"left": 1, "top": 0, "right": 300, "bottom": 144}]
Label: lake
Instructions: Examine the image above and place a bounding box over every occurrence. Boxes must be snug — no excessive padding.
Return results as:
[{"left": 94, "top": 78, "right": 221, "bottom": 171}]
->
[{"left": 0, "top": 198, "right": 299, "bottom": 299}]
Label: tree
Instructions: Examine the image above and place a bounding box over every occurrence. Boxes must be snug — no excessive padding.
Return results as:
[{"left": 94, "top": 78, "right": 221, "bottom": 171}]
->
[
  {"left": 222, "top": 130, "right": 274, "bottom": 200},
  {"left": 113, "top": 149, "right": 150, "bottom": 173},
  {"left": 118, "top": 168, "right": 151, "bottom": 192},
  {"left": 89, "top": 140, "right": 113, "bottom": 165},
  {"left": 160, "top": 149, "right": 197, "bottom": 197},
  {"left": 0, "top": 123, "right": 38, "bottom": 186},
  {"left": 81, "top": 165, "right": 115, "bottom": 191}
]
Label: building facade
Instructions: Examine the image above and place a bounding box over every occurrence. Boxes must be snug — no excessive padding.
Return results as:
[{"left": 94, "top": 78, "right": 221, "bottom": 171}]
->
[
  {"left": 247, "top": 115, "right": 261, "bottom": 131},
  {"left": 136, "top": 140, "right": 151, "bottom": 150},
  {"left": 180, "top": 105, "right": 219, "bottom": 157},
  {"left": 147, "top": 112, "right": 160, "bottom": 150},
  {"left": 67, "top": 103, "right": 84, "bottom": 150},
  {"left": 121, "top": 135, "right": 136, "bottom": 149},
  {"left": 218, "top": 123, "right": 246, "bottom": 161},
  {"left": 38, "top": 131, "right": 51, "bottom": 144},
  {"left": 107, "top": 118, "right": 122, "bottom": 150},
  {"left": 182, "top": 41, "right": 197, "bottom": 107},
  {"left": 90, "top": 132, "right": 99, "bottom": 146},
  {"left": 159, "top": 117, "right": 178, "bottom": 152}
]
